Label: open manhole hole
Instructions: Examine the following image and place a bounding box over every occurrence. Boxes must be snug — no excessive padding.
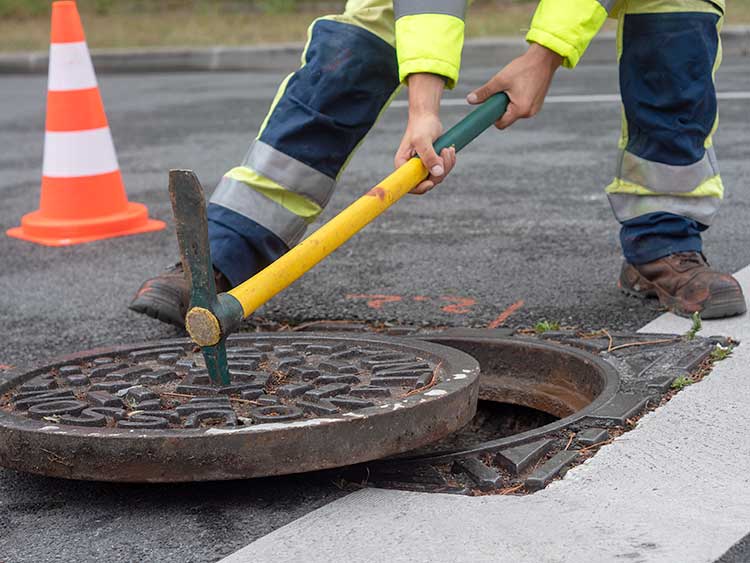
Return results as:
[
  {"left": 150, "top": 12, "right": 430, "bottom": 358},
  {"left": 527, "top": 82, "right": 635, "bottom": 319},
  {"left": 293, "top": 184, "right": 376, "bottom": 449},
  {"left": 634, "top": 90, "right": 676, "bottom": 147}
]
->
[
  {"left": 0, "top": 333, "right": 479, "bottom": 482},
  {"left": 336, "top": 328, "right": 725, "bottom": 494}
]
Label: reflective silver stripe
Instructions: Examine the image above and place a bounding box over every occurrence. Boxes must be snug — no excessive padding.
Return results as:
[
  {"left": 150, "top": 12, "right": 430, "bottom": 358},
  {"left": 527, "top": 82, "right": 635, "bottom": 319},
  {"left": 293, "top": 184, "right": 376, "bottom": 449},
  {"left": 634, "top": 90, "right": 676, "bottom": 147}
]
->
[
  {"left": 246, "top": 140, "right": 336, "bottom": 207},
  {"left": 618, "top": 147, "right": 719, "bottom": 194},
  {"left": 394, "top": 0, "right": 467, "bottom": 20},
  {"left": 210, "top": 175, "right": 309, "bottom": 247},
  {"left": 607, "top": 193, "right": 722, "bottom": 225},
  {"left": 596, "top": 0, "right": 616, "bottom": 13}
]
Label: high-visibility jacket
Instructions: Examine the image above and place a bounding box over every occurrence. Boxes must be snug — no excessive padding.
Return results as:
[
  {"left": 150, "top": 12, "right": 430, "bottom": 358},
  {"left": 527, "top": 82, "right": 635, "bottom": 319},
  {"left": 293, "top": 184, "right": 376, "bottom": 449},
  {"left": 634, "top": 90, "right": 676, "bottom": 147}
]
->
[{"left": 393, "top": 0, "right": 467, "bottom": 88}]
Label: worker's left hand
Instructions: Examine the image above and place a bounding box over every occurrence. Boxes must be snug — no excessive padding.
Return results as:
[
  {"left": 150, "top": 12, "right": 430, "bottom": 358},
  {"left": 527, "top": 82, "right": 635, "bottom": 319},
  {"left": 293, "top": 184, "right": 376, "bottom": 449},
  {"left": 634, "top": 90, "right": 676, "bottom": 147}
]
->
[{"left": 466, "top": 43, "right": 563, "bottom": 129}]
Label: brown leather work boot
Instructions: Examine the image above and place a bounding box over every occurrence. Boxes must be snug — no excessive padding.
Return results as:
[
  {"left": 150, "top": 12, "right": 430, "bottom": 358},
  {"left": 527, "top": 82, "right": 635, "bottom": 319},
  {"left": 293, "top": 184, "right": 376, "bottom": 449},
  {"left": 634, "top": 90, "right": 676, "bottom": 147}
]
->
[
  {"left": 619, "top": 252, "right": 747, "bottom": 319},
  {"left": 129, "top": 263, "right": 232, "bottom": 328}
]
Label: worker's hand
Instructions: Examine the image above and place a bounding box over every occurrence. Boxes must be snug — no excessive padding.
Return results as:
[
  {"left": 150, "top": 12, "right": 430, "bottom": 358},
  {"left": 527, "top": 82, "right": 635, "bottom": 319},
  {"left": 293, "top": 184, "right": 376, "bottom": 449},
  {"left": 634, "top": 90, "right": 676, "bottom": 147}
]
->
[
  {"left": 395, "top": 114, "right": 456, "bottom": 195},
  {"left": 395, "top": 73, "right": 457, "bottom": 195},
  {"left": 466, "top": 43, "right": 563, "bottom": 129}
]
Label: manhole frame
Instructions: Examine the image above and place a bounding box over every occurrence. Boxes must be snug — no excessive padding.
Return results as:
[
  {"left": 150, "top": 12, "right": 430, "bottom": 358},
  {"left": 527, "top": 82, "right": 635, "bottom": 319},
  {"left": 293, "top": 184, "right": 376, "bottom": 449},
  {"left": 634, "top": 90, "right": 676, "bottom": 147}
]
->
[
  {"left": 397, "top": 329, "right": 621, "bottom": 462},
  {"left": 335, "top": 328, "right": 721, "bottom": 495}
]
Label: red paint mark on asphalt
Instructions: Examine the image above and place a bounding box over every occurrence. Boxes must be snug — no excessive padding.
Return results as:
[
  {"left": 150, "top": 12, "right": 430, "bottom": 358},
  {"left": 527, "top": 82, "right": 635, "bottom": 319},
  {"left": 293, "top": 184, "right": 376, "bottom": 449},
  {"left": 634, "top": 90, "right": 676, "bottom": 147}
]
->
[
  {"left": 366, "top": 186, "right": 386, "bottom": 201},
  {"left": 487, "top": 300, "right": 525, "bottom": 328},
  {"left": 439, "top": 296, "right": 477, "bottom": 314},
  {"left": 345, "top": 294, "right": 403, "bottom": 309},
  {"left": 0, "top": 364, "right": 13, "bottom": 371},
  {"left": 345, "top": 294, "right": 478, "bottom": 314}
]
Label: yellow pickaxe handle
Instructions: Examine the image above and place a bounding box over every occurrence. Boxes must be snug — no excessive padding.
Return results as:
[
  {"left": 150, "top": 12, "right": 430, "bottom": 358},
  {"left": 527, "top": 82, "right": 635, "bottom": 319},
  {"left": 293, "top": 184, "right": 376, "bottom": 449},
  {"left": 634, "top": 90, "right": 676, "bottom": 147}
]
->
[
  {"left": 228, "top": 157, "right": 425, "bottom": 316},
  {"left": 185, "top": 93, "right": 509, "bottom": 347}
]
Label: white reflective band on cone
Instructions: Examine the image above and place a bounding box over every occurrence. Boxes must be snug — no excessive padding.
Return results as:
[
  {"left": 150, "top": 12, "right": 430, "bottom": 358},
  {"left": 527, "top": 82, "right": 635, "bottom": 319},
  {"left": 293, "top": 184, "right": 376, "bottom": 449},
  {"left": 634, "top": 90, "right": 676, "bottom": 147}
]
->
[
  {"left": 211, "top": 175, "right": 309, "bottom": 247},
  {"left": 48, "top": 41, "right": 98, "bottom": 91},
  {"left": 42, "top": 128, "right": 119, "bottom": 177}
]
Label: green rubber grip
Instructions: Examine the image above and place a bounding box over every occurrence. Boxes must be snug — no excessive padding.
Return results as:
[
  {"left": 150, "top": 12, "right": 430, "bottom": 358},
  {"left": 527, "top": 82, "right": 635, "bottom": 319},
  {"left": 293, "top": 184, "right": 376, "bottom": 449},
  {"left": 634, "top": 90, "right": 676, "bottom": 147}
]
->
[{"left": 433, "top": 93, "right": 509, "bottom": 154}]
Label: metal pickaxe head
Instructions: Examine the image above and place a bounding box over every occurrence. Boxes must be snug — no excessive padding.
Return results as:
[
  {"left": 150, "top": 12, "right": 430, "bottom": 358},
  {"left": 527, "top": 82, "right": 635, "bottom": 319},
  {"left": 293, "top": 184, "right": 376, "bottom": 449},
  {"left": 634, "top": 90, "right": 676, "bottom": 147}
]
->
[{"left": 168, "top": 170, "right": 243, "bottom": 386}]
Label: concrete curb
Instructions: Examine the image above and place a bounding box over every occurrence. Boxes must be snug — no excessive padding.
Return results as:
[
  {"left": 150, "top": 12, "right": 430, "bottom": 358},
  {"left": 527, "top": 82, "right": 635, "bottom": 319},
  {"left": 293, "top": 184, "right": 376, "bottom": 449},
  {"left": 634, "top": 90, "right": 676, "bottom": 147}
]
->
[{"left": 2, "top": 26, "right": 748, "bottom": 74}]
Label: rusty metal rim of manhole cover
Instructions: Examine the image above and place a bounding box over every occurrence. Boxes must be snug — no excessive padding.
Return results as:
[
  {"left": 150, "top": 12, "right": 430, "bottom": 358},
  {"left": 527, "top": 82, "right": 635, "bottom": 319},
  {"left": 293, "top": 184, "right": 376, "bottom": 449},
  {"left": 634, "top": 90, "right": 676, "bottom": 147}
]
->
[
  {"left": 0, "top": 333, "right": 479, "bottom": 483},
  {"left": 395, "top": 329, "right": 620, "bottom": 463}
]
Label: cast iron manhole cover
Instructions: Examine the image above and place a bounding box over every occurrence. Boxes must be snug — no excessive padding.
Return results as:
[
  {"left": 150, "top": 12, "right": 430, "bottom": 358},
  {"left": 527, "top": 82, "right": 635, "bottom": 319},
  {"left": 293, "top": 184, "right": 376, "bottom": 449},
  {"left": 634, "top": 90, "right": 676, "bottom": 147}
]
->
[{"left": 0, "top": 334, "right": 479, "bottom": 482}]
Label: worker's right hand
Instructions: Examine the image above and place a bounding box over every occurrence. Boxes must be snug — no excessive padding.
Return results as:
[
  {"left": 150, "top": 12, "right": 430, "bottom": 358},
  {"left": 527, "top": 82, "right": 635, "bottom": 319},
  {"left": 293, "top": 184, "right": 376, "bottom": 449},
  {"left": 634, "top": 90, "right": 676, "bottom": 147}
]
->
[
  {"left": 466, "top": 43, "right": 563, "bottom": 129},
  {"left": 395, "top": 73, "right": 457, "bottom": 195},
  {"left": 395, "top": 113, "right": 457, "bottom": 195}
]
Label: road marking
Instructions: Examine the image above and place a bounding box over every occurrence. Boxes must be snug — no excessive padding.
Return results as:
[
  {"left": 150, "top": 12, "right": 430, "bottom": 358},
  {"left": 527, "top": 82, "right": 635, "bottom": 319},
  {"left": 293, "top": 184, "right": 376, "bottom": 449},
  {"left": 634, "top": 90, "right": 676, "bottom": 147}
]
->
[{"left": 391, "top": 91, "right": 750, "bottom": 108}]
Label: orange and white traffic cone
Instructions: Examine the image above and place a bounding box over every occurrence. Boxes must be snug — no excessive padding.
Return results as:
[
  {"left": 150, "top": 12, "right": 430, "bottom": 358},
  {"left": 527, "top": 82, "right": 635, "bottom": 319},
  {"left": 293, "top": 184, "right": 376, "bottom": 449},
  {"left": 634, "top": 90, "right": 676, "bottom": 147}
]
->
[{"left": 7, "top": 0, "right": 165, "bottom": 246}]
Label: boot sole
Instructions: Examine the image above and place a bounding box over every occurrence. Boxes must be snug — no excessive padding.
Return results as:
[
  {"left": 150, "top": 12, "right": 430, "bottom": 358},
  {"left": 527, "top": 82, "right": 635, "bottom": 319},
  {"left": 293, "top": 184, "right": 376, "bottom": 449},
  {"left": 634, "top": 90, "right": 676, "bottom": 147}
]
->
[{"left": 129, "top": 283, "right": 187, "bottom": 329}]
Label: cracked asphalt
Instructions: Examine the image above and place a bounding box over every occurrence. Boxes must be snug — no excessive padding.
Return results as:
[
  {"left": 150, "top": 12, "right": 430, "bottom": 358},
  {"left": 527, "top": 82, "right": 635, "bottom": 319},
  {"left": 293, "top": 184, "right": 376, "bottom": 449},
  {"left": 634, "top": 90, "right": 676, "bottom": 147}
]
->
[{"left": 1, "top": 51, "right": 749, "bottom": 562}]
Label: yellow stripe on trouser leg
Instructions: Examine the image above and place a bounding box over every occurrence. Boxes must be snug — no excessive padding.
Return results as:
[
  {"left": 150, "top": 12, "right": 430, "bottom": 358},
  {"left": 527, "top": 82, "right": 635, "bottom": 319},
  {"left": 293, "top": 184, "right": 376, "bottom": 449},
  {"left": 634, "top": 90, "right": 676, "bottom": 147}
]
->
[
  {"left": 225, "top": 168, "right": 322, "bottom": 222},
  {"left": 228, "top": 158, "right": 427, "bottom": 317},
  {"left": 606, "top": 176, "right": 724, "bottom": 199}
]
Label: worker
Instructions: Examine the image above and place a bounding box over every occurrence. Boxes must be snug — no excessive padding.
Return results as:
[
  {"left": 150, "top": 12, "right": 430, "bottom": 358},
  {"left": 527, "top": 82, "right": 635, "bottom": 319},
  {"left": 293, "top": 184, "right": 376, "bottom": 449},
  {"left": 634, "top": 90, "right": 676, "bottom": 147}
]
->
[
  {"left": 132, "top": 0, "right": 745, "bottom": 326},
  {"left": 466, "top": 0, "right": 744, "bottom": 319},
  {"left": 130, "top": 0, "right": 461, "bottom": 326}
]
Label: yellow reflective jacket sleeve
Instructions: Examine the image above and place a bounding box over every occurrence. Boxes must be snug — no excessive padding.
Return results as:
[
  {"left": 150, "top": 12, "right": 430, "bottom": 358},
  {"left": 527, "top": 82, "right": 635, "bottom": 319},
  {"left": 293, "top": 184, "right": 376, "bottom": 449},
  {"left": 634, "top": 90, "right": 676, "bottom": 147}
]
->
[
  {"left": 525, "top": 0, "right": 612, "bottom": 68},
  {"left": 394, "top": 0, "right": 467, "bottom": 89}
]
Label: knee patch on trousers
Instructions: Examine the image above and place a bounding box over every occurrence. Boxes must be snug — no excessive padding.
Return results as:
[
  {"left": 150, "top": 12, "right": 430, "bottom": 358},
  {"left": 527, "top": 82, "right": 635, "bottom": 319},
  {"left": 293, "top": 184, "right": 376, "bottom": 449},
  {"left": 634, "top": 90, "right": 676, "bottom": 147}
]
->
[{"left": 620, "top": 12, "right": 720, "bottom": 165}]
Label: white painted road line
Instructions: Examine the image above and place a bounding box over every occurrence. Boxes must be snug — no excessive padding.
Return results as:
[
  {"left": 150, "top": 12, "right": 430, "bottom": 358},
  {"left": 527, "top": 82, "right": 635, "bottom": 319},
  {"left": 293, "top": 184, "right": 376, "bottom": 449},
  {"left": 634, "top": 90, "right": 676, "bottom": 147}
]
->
[
  {"left": 390, "top": 91, "right": 750, "bottom": 108},
  {"left": 221, "top": 268, "right": 750, "bottom": 563}
]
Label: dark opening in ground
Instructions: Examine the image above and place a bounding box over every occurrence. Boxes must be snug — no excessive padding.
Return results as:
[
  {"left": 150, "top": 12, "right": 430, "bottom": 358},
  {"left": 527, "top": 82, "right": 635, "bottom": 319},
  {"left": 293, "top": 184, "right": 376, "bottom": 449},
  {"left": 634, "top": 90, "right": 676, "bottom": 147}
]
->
[{"left": 411, "top": 400, "right": 559, "bottom": 455}]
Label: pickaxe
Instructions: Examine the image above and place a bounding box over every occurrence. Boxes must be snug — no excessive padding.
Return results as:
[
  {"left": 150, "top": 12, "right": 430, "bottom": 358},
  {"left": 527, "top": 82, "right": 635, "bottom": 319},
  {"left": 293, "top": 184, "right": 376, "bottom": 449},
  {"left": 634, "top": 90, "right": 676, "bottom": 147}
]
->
[{"left": 169, "top": 93, "right": 509, "bottom": 385}]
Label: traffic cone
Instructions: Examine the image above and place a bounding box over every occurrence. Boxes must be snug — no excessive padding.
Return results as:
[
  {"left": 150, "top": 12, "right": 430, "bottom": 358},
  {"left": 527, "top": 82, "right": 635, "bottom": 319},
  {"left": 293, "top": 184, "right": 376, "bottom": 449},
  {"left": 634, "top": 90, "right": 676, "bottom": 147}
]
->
[{"left": 7, "top": 0, "right": 165, "bottom": 246}]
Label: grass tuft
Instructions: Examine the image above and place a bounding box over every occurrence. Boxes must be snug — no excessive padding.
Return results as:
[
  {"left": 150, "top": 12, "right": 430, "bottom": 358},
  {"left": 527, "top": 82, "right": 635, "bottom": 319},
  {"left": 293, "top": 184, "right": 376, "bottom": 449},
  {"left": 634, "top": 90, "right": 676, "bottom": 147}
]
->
[
  {"left": 534, "top": 320, "right": 560, "bottom": 334},
  {"left": 671, "top": 375, "right": 693, "bottom": 390},
  {"left": 684, "top": 312, "right": 702, "bottom": 341},
  {"left": 710, "top": 343, "right": 734, "bottom": 361}
]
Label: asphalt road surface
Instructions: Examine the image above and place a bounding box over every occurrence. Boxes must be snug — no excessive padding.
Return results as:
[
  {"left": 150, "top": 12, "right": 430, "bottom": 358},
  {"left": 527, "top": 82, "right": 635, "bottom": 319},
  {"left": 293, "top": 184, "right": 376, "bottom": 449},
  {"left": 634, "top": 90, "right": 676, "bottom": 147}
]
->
[{"left": 1, "top": 52, "right": 749, "bottom": 562}]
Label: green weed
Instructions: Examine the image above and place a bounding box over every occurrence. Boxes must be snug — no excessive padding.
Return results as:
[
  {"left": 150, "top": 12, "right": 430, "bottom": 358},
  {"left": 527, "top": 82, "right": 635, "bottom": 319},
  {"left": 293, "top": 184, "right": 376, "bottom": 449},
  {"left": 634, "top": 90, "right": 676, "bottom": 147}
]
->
[
  {"left": 671, "top": 376, "right": 693, "bottom": 390},
  {"left": 710, "top": 343, "right": 734, "bottom": 361},
  {"left": 534, "top": 320, "right": 560, "bottom": 334},
  {"left": 684, "top": 312, "right": 702, "bottom": 340}
]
